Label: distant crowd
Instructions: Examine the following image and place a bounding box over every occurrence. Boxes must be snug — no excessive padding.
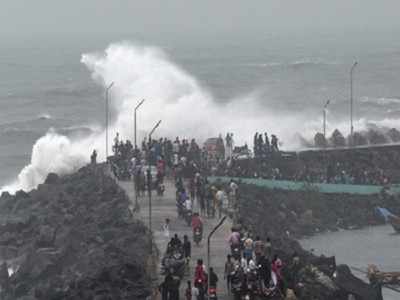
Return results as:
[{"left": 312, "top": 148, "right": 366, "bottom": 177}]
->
[
  {"left": 253, "top": 132, "right": 279, "bottom": 158},
  {"left": 101, "top": 131, "right": 395, "bottom": 187}
]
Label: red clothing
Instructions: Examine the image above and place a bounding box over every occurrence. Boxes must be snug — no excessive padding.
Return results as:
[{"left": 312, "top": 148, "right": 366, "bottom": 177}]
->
[
  {"left": 194, "top": 265, "right": 206, "bottom": 284},
  {"left": 272, "top": 258, "right": 283, "bottom": 280},
  {"left": 191, "top": 216, "right": 203, "bottom": 230},
  {"left": 157, "top": 160, "right": 165, "bottom": 174}
]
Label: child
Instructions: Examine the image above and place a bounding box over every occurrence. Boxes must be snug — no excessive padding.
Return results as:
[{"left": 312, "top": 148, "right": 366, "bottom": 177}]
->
[{"left": 185, "top": 280, "right": 199, "bottom": 300}]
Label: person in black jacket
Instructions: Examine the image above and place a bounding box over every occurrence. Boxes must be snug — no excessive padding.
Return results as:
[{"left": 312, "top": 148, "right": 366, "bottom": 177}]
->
[
  {"left": 209, "top": 267, "right": 219, "bottom": 289},
  {"left": 183, "top": 235, "right": 191, "bottom": 264},
  {"left": 258, "top": 255, "right": 271, "bottom": 288}
]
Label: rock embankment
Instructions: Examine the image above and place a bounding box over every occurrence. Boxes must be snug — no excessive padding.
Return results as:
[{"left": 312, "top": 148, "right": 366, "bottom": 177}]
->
[
  {"left": 233, "top": 184, "right": 395, "bottom": 299},
  {"left": 237, "top": 185, "right": 399, "bottom": 239},
  {"left": 0, "top": 165, "right": 152, "bottom": 300}
]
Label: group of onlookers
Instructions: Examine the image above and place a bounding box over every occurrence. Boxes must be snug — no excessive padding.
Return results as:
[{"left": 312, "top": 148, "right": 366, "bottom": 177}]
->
[
  {"left": 105, "top": 131, "right": 394, "bottom": 187},
  {"left": 253, "top": 132, "right": 279, "bottom": 158}
]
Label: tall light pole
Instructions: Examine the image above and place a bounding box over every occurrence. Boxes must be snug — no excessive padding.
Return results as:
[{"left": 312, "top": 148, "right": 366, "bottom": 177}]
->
[
  {"left": 148, "top": 120, "right": 162, "bottom": 254},
  {"left": 134, "top": 99, "right": 145, "bottom": 151},
  {"left": 105, "top": 82, "right": 114, "bottom": 163},
  {"left": 323, "top": 99, "right": 330, "bottom": 143},
  {"left": 350, "top": 61, "right": 358, "bottom": 146}
]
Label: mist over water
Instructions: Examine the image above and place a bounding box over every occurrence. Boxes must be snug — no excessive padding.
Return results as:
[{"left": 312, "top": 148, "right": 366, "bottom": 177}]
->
[
  {"left": 2, "top": 34, "right": 400, "bottom": 192},
  {"left": 1, "top": 42, "right": 307, "bottom": 192}
]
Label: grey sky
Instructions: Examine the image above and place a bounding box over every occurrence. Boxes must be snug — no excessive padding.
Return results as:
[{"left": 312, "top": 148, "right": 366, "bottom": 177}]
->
[{"left": 1, "top": 0, "right": 399, "bottom": 37}]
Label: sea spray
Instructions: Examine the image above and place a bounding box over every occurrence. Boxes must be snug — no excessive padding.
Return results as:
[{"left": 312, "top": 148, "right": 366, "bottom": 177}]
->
[{"left": 1, "top": 42, "right": 393, "bottom": 193}]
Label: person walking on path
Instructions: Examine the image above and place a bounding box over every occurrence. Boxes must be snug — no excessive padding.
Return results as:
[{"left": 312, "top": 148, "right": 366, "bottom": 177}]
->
[
  {"left": 229, "top": 180, "right": 238, "bottom": 209},
  {"left": 208, "top": 267, "right": 219, "bottom": 291},
  {"left": 224, "top": 254, "right": 235, "bottom": 292},
  {"left": 194, "top": 259, "right": 207, "bottom": 300},
  {"left": 215, "top": 188, "right": 224, "bottom": 219},
  {"left": 183, "top": 235, "right": 191, "bottom": 266},
  {"left": 163, "top": 218, "right": 171, "bottom": 240}
]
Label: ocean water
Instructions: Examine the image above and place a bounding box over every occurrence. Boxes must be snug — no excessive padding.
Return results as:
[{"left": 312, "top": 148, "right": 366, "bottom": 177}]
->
[
  {"left": 1, "top": 31, "right": 400, "bottom": 190},
  {"left": 300, "top": 225, "right": 400, "bottom": 300}
]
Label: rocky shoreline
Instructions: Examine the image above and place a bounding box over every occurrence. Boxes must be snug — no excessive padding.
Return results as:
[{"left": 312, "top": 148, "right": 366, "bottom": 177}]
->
[
  {"left": 0, "top": 165, "right": 152, "bottom": 300},
  {"left": 230, "top": 183, "right": 399, "bottom": 299},
  {"left": 0, "top": 164, "right": 397, "bottom": 300}
]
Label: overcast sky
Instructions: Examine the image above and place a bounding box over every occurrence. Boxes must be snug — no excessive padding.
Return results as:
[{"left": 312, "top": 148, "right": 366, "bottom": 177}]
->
[{"left": 1, "top": 0, "right": 399, "bottom": 38}]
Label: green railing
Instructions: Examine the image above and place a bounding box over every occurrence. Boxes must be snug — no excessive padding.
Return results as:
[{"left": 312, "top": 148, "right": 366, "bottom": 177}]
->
[{"left": 208, "top": 176, "right": 400, "bottom": 195}]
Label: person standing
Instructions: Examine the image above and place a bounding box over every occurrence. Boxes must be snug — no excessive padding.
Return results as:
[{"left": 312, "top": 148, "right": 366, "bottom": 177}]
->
[
  {"left": 208, "top": 267, "right": 219, "bottom": 289},
  {"left": 185, "top": 280, "right": 199, "bottom": 300},
  {"left": 272, "top": 254, "right": 283, "bottom": 292},
  {"left": 90, "top": 150, "right": 97, "bottom": 165},
  {"left": 198, "top": 180, "right": 206, "bottom": 216},
  {"left": 215, "top": 188, "right": 225, "bottom": 219},
  {"left": 258, "top": 255, "right": 271, "bottom": 288},
  {"left": 169, "top": 274, "right": 181, "bottom": 300},
  {"left": 211, "top": 186, "right": 218, "bottom": 218},
  {"left": 183, "top": 235, "right": 192, "bottom": 265},
  {"left": 194, "top": 259, "right": 207, "bottom": 300},
  {"left": 163, "top": 218, "right": 171, "bottom": 240},
  {"left": 205, "top": 185, "right": 213, "bottom": 218},
  {"left": 224, "top": 255, "right": 235, "bottom": 292},
  {"left": 229, "top": 180, "right": 238, "bottom": 209},
  {"left": 253, "top": 236, "right": 264, "bottom": 264},
  {"left": 243, "top": 236, "right": 254, "bottom": 262}
]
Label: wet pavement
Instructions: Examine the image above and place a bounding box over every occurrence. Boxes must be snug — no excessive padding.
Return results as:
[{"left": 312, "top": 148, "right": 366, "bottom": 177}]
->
[{"left": 118, "top": 179, "right": 233, "bottom": 300}]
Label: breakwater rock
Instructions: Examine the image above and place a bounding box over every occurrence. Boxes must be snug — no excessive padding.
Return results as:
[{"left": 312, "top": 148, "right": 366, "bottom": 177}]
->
[
  {"left": 0, "top": 165, "right": 152, "bottom": 300},
  {"left": 237, "top": 185, "right": 400, "bottom": 239},
  {"left": 233, "top": 184, "right": 395, "bottom": 299}
]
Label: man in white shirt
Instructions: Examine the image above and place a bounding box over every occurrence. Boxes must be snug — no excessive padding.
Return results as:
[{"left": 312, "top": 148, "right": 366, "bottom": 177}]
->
[
  {"left": 229, "top": 180, "right": 238, "bottom": 208},
  {"left": 215, "top": 189, "right": 225, "bottom": 218},
  {"left": 185, "top": 198, "right": 192, "bottom": 211}
]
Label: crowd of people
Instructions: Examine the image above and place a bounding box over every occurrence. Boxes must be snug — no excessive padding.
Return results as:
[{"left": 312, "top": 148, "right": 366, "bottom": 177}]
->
[
  {"left": 105, "top": 131, "right": 397, "bottom": 190},
  {"left": 253, "top": 132, "right": 279, "bottom": 159},
  {"left": 97, "top": 132, "right": 395, "bottom": 299},
  {"left": 155, "top": 160, "right": 308, "bottom": 300}
]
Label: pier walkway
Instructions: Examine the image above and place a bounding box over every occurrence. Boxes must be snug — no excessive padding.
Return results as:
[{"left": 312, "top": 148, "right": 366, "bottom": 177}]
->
[{"left": 118, "top": 179, "right": 232, "bottom": 300}]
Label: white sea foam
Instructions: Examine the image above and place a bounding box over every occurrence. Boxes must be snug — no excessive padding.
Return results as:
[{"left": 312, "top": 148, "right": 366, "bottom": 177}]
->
[{"left": 1, "top": 42, "right": 399, "bottom": 193}]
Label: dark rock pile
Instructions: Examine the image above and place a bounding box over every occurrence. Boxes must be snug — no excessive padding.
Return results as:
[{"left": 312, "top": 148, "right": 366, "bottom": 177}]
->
[
  {"left": 237, "top": 185, "right": 400, "bottom": 239},
  {"left": 234, "top": 184, "right": 393, "bottom": 299},
  {"left": 0, "top": 165, "right": 152, "bottom": 300}
]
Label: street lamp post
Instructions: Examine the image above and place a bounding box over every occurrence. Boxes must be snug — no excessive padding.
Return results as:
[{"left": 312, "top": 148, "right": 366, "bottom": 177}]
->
[
  {"left": 323, "top": 99, "right": 330, "bottom": 143},
  {"left": 207, "top": 216, "right": 227, "bottom": 283},
  {"left": 350, "top": 61, "right": 358, "bottom": 146},
  {"left": 134, "top": 99, "right": 145, "bottom": 151},
  {"left": 105, "top": 82, "right": 114, "bottom": 163},
  {"left": 148, "top": 120, "right": 162, "bottom": 254},
  {"left": 133, "top": 99, "right": 145, "bottom": 211}
]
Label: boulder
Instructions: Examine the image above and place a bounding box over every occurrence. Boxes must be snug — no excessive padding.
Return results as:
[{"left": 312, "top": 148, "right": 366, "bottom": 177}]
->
[{"left": 44, "top": 173, "right": 60, "bottom": 185}]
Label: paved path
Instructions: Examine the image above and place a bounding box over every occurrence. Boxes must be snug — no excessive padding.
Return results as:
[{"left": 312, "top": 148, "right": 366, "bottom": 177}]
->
[{"left": 118, "top": 179, "right": 232, "bottom": 300}]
